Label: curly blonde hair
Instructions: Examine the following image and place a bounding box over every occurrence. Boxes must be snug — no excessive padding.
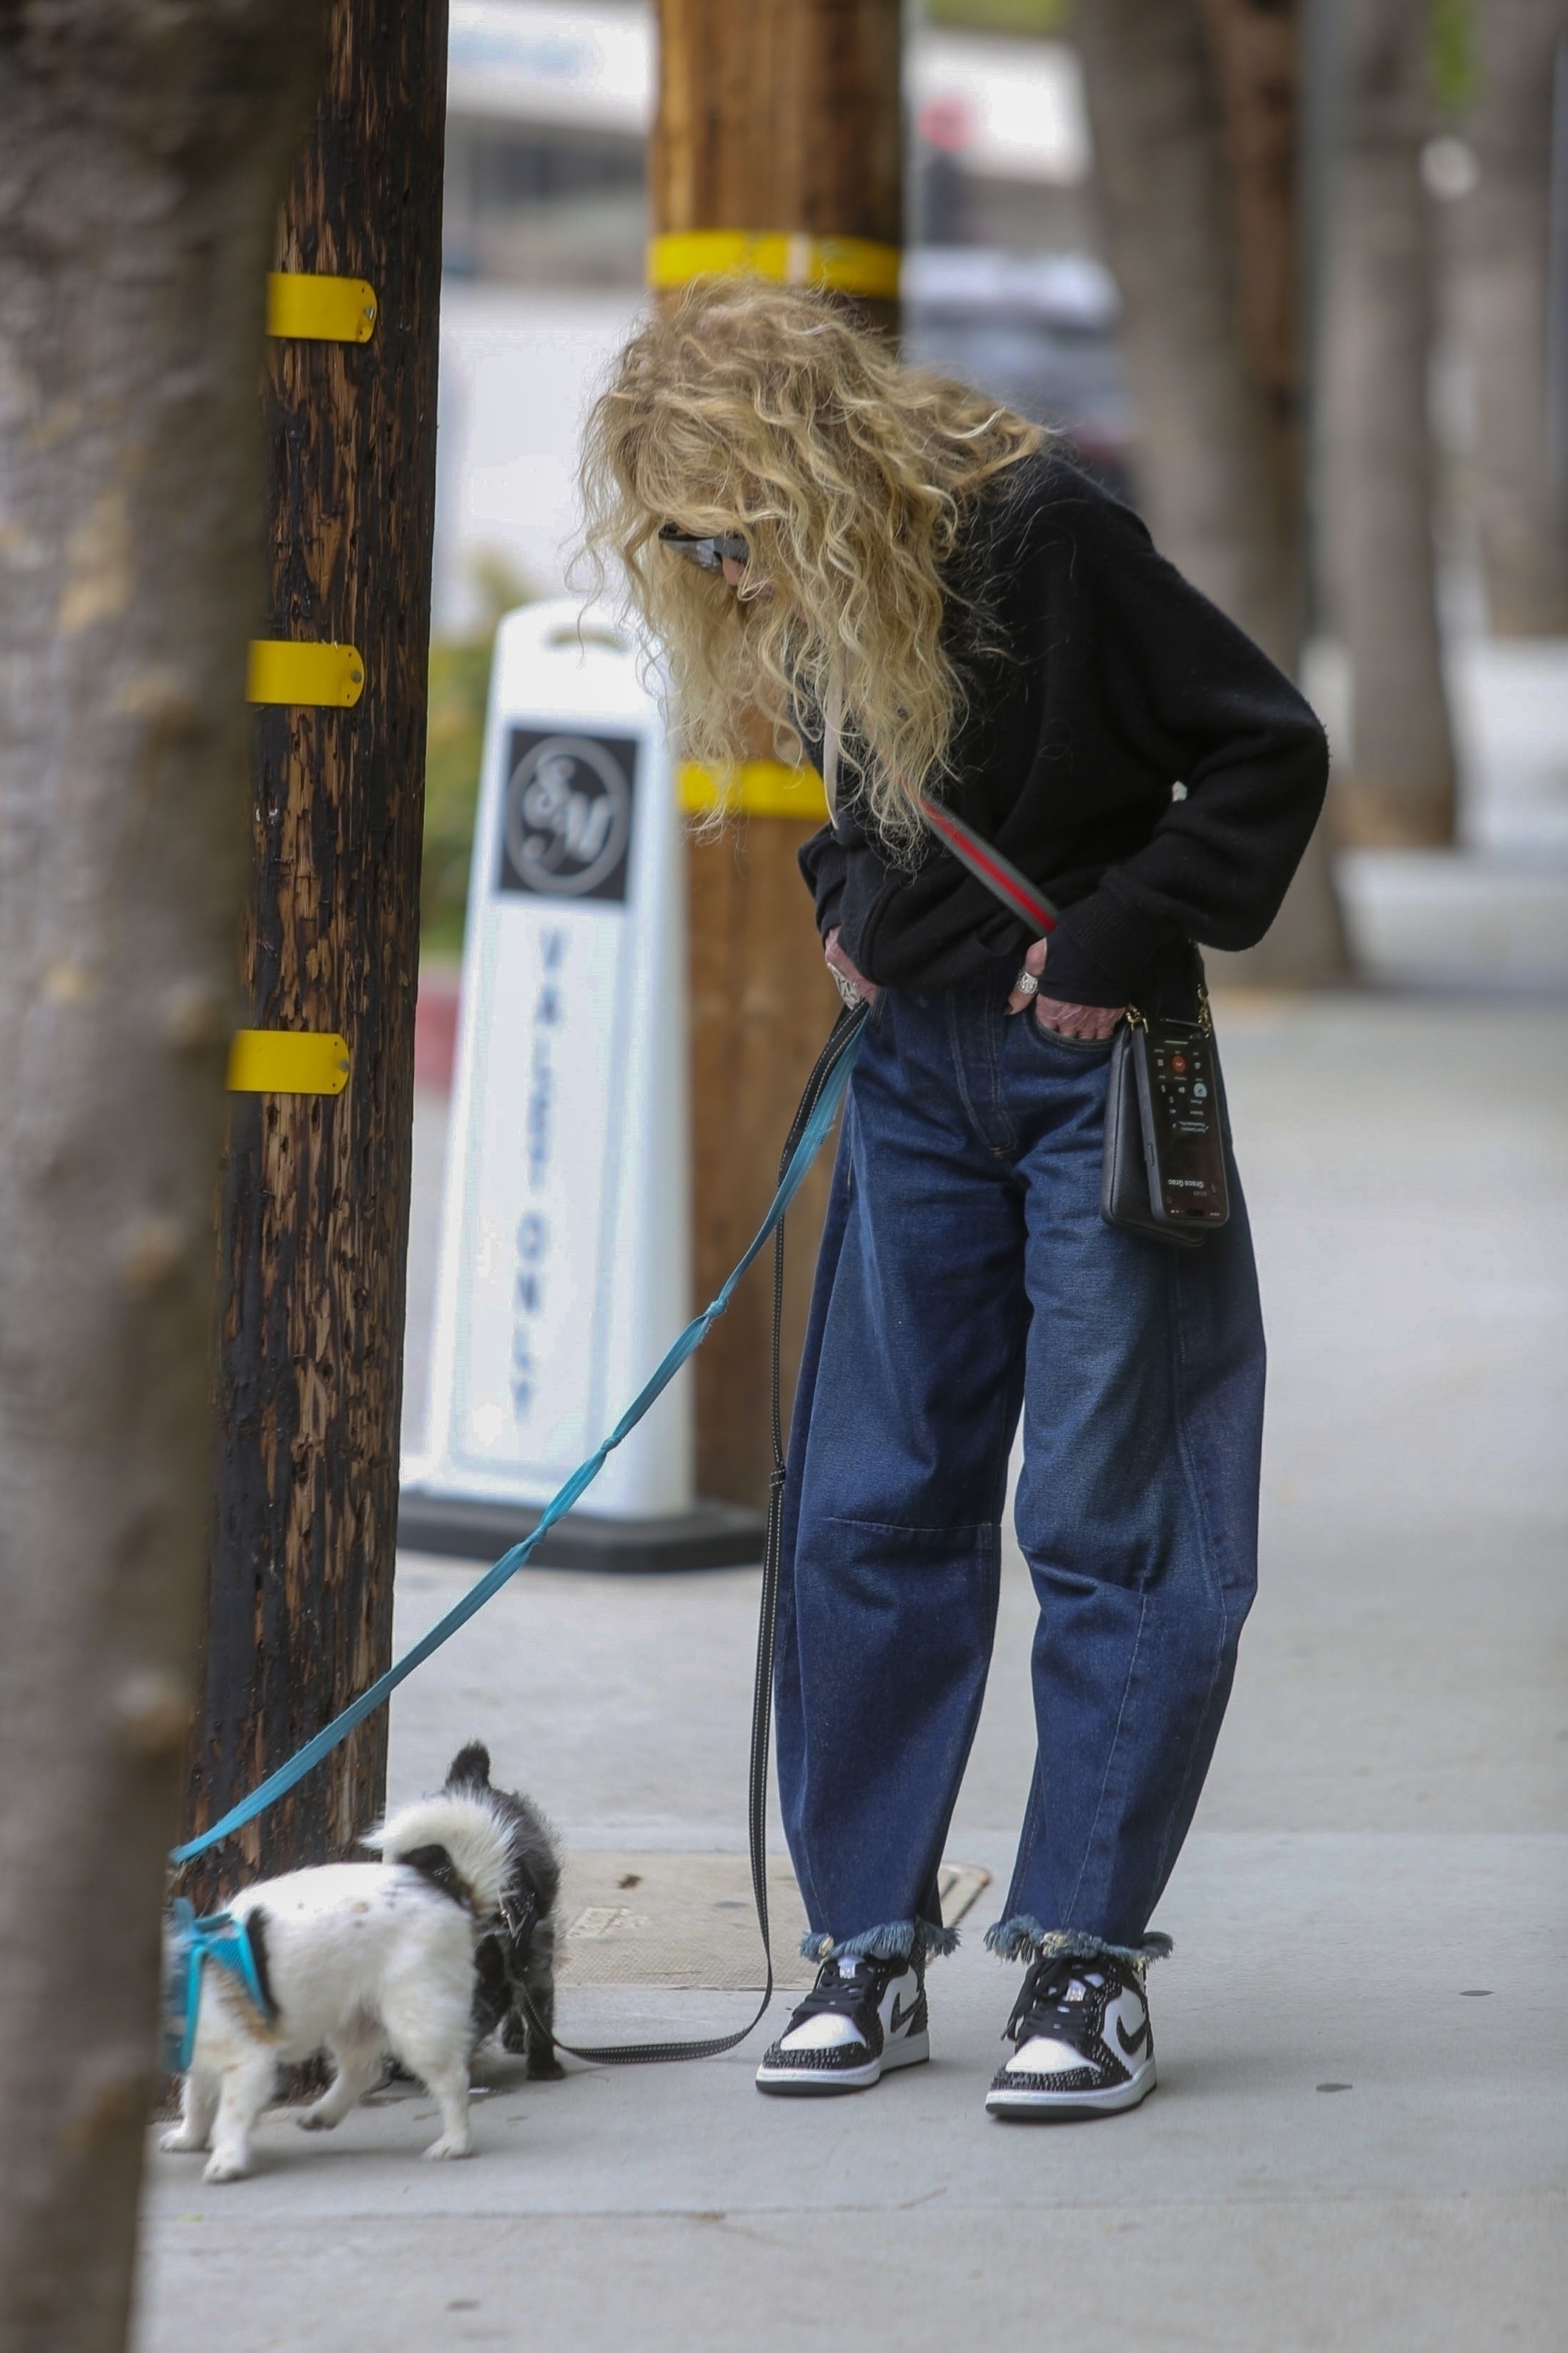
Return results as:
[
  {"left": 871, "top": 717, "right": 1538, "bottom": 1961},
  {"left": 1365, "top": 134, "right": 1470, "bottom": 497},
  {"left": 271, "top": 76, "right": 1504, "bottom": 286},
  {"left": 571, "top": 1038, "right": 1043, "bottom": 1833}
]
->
[{"left": 576, "top": 277, "right": 1044, "bottom": 849}]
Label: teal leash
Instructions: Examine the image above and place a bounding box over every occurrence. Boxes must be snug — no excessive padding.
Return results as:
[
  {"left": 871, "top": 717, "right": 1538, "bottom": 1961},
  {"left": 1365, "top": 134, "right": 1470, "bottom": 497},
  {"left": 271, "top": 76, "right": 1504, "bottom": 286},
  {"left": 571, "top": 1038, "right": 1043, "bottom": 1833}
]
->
[{"left": 171, "top": 1001, "right": 869, "bottom": 1874}]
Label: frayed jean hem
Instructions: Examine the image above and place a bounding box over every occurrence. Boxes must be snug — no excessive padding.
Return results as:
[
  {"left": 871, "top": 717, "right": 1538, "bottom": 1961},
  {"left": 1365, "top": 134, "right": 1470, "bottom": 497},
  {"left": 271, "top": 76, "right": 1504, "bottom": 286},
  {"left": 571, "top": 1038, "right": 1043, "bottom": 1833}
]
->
[
  {"left": 800, "top": 1918, "right": 960, "bottom": 1963},
  {"left": 984, "top": 1916, "right": 1174, "bottom": 1970}
]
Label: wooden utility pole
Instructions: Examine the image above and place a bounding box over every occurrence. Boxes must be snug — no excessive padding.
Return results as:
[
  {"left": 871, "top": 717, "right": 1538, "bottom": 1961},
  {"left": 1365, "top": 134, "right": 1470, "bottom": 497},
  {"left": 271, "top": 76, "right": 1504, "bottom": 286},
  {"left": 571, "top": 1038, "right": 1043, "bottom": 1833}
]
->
[
  {"left": 651, "top": 0, "right": 903, "bottom": 1511},
  {"left": 179, "top": 0, "right": 448, "bottom": 1909}
]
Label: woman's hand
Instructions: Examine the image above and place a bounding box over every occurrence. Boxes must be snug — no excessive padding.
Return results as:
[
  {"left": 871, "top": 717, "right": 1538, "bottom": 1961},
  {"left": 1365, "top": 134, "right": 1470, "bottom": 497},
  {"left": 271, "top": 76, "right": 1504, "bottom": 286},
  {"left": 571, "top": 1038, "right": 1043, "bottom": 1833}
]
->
[
  {"left": 825, "top": 927, "right": 878, "bottom": 1004},
  {"left": 1005, "top": 937, "right": 1123, "bottom": 1041}
]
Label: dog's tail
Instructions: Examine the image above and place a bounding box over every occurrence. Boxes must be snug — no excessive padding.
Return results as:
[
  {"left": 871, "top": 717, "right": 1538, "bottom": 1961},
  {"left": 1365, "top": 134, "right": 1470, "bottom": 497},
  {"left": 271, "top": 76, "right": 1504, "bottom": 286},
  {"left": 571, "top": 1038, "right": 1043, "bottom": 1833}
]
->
[
  {"left": 443, "top": 1741, "right": 493, "bottom": 1794},
  {"left": 364, "top": 1794, "right": 513, "bottom": 1919}
]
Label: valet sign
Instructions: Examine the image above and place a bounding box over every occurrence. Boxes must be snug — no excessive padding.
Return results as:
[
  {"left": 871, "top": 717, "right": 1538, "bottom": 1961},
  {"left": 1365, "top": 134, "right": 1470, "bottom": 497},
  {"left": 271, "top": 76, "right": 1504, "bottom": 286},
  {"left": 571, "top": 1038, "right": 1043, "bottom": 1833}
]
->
[{"left": 410, "top": 600, "right": 692, "bottom": 1523}]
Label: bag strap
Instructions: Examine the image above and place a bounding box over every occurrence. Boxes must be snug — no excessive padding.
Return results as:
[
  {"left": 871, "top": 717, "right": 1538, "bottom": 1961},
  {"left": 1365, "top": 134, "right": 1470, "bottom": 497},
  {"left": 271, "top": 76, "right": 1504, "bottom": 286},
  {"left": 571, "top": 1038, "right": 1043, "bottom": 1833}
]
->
[
  {"left": 526, "top": 1001, "right": 870, "bottom": 2067},
  {"left": 820, "top": 701, "right": 1057, "bottom": 938},
  {"left": 915, "top": 794, "right": 1061, "bottom": 936}
]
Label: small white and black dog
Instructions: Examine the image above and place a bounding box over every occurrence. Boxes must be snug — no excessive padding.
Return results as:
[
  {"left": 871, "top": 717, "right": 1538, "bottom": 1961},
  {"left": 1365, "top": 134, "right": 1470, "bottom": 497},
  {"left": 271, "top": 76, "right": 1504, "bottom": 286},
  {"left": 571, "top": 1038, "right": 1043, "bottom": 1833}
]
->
[
  {"left": 441, "top": 1742, "right": 564, "bottom": 2079},
  {"left": 161, "top": 1788, "right": 514, "bottom": 2182}
]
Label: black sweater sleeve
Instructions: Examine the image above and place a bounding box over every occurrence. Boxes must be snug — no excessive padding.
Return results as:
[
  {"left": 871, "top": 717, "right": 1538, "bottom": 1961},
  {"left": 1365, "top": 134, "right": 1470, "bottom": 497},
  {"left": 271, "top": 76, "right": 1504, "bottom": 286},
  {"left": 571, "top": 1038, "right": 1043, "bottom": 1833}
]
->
[
  {"left": 798, "top": 822, "right": 850, "bottom": 941},
  {"left": 1039, "top": 496, "right": 1329, "bottom": 1001}
]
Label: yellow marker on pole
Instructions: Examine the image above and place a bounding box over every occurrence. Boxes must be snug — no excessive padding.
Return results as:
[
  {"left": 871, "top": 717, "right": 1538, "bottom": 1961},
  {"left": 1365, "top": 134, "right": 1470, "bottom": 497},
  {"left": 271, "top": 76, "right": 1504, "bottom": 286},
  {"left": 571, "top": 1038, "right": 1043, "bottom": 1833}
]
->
[
  {"left": 226, "top": 1031, "right": 351, "bottom": 1096},
  {"left": 679, "top": 762, "right": 830, "bottom": 820},
  {"left": 265, "top": 272, "right": 378, "bottom": 343},
  {"left": 246, "top": 640, "right": 365, "bottom": 707},
  {"left": 648, "top": 232, "right": 900, "bottom": 303}
]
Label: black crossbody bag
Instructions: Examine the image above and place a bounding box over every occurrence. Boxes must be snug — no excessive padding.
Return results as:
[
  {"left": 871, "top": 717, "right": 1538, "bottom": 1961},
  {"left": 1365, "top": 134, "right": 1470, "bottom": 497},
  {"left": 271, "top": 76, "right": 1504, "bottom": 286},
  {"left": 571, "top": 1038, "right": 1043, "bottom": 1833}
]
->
[
  {"left": 1099, "top": 991, "right": 1229, "bottom": 1247},
  {"left": 916, "top": 796, "right": 1229, "bottom": 1249}
]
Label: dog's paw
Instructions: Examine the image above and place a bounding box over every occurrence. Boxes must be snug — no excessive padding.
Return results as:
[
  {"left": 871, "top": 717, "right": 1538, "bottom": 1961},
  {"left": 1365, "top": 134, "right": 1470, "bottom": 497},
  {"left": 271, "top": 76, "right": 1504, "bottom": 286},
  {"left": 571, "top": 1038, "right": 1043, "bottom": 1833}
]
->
[
  {"left": 526, "top": 2054, "right": 566, "bottom": 2082},
  {"left": 160, "top": 2130, "right": 205, "bottom": 2154},
  {"left": 422, "top": 2133, "right": 473, "bottom": 2162},
  {"left": 202, "top": 2153, "right": 251, "bottom": 2183},
  {"left": 296, "top": 2107, "right": 340, "bottom": 2132}
]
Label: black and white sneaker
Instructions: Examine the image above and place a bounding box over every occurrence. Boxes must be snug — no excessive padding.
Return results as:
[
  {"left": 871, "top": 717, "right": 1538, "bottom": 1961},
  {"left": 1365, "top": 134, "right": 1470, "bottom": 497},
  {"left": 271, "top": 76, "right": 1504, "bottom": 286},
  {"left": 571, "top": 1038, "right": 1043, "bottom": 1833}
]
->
[
  {"left": 985, "top": 1950, "right": 1156, "bottom": 2120},
  {"left": 755, "top": 1951, "right": 929, "bottom": 2095}
]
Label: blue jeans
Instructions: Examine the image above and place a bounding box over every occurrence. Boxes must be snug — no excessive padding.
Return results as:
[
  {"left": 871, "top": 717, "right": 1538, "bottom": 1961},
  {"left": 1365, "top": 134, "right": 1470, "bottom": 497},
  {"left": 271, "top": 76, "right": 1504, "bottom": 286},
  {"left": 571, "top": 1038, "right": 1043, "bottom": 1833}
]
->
[{"left": 774, "top": 973, "right": 1265, "bottom": 1968}]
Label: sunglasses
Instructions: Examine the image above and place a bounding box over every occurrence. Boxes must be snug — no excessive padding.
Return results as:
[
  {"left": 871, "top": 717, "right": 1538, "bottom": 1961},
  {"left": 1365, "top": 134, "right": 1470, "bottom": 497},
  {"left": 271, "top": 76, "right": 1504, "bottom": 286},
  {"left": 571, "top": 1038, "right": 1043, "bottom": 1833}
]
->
[{"left": 658, "top": 522, "right": 751, "bottom": 572}]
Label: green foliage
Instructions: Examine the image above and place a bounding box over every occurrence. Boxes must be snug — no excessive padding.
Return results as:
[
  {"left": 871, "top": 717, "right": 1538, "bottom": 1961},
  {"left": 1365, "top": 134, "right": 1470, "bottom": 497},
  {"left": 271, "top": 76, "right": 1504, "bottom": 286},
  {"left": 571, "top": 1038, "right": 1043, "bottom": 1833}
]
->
[
  {"left": 422, "top": 555, "right": 533, "bottom": 954},
  {"left": 1430, "top": 0, "right": 1481, "bottom": 115},
  {"left": 923, "top": 0, "right": 1071, "bottom": 34}
]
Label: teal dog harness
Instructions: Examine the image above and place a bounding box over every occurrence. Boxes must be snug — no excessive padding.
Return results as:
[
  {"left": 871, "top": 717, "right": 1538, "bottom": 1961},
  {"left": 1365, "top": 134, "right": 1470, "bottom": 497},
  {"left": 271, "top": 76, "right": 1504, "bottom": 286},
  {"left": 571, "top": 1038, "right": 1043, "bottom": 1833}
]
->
[{"left": 162, "top": 1897, "right": 276, "bottom": 2072}]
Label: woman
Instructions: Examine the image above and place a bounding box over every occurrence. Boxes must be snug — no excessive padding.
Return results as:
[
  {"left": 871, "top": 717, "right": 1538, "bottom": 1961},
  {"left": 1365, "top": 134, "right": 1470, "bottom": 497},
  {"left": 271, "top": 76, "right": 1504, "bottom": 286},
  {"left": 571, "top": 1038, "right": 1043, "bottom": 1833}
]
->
[{"left": 580, "top": 279, "right": 1327, "bottom": 2120}]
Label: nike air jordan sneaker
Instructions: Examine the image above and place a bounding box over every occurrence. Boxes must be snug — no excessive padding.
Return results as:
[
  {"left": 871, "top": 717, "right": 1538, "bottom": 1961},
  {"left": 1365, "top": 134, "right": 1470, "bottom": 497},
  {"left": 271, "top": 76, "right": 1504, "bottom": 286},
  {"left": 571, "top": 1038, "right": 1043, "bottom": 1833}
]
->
[
  {"left": 755, "top": 1950, "right": 929, "bottom": 2094},
  {"left": 985, "top": 1949, "right": 1156, "bottom": 2119}
]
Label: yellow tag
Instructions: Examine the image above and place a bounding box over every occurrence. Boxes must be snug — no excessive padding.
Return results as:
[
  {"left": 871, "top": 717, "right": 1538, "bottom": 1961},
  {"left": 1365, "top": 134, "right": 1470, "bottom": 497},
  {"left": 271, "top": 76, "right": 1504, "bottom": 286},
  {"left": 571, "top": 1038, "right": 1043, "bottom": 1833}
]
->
[
  {"left": 226, "top": 1030, "right": 351, "bottom": 1095},
  {"left": 265, "top": 272, "right": 378, "bottom": 343},
  {"left": 679, "top": 762, "right": 829, "bottom": 820},
  {"left": 246, "top": 640, "right": 365, "bottom": 707},
  {"left": 648, "top": 233, "right": 901, "bottom": 302}
]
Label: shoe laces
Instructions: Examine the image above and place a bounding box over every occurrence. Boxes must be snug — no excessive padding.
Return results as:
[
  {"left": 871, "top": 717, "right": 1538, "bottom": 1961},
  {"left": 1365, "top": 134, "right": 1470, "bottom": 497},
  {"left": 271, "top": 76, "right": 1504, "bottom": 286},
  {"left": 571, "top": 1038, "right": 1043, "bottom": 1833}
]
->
[
  {"left": 789, "top": 1954, "right": 898, "bottom": 2032},
  {"left": 1003, "top": 1954, "right": 1120, "bottom": 2047}
]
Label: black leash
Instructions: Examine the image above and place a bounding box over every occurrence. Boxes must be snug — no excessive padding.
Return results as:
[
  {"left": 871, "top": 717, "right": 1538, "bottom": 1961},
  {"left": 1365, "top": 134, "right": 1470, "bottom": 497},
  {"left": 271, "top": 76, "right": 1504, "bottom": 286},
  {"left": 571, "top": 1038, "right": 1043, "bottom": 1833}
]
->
[{"left": 527, "top": 1001, "right": 871, "bottom": 2067}]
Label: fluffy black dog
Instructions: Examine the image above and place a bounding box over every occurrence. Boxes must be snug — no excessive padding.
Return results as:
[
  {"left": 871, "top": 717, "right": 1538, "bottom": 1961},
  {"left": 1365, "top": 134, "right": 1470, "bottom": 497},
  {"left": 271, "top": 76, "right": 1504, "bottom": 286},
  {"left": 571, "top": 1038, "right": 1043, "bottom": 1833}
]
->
[{"left": 441, "top": 1743, "right": 563, "bottom": 2080}]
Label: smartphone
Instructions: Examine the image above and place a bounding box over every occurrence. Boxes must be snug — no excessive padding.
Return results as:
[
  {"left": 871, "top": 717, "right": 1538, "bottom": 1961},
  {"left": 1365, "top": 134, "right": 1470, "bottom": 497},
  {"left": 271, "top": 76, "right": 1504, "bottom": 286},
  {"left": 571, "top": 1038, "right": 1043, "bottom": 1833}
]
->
[{"left": 1132, "top": 1019, "right": 1230, "bottom": 1236}]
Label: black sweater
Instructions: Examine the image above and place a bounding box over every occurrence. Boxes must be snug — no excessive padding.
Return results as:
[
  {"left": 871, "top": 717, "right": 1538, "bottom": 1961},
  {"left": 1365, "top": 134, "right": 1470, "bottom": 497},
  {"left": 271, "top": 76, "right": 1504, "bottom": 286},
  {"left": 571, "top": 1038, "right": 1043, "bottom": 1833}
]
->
[{"left": 796, "top": 454, "right": 1329, "bottom": 1006}]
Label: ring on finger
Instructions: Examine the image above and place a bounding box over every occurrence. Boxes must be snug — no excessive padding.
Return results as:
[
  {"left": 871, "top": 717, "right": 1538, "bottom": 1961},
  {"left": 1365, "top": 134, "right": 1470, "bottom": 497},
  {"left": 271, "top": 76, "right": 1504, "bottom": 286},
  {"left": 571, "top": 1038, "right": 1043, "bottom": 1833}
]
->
[{"left": 1014, "top": 968, "right": 1039, "bottom": 998}]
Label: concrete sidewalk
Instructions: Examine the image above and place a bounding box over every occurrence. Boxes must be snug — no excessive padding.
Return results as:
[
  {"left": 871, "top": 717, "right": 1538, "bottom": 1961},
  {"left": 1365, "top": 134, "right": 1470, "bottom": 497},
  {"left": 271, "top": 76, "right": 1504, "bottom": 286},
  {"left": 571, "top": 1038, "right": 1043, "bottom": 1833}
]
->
[{"left": 135, "top": 996, "right": 1568, "bottom": 2352}]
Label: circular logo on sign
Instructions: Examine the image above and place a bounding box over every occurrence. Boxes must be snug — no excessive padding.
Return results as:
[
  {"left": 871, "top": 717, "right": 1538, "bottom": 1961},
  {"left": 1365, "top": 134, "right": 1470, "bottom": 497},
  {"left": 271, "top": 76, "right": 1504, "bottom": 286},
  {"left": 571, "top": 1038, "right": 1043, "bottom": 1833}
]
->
[{"left": 504, "top": 735, "right": 631, "bottom": 896}]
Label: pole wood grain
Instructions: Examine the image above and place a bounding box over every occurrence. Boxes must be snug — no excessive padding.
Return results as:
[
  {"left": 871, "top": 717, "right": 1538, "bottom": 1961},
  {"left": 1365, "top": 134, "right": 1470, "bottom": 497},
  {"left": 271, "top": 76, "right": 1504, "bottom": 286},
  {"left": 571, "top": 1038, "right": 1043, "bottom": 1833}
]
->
[
  {"left": 654, "top": 0, "right": 902, "bottom": 1507},
  {"left": 179, "top": 0, "right": 449, "bottom": 1910}
]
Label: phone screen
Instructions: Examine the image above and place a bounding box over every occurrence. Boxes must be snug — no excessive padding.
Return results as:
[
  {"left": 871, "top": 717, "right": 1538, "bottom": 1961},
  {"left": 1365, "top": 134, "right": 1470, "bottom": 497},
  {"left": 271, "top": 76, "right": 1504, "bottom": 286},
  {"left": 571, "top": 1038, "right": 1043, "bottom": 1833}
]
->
[{"left": 1147, "top": 1027, "right": 1228, "bottom": 1221}]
